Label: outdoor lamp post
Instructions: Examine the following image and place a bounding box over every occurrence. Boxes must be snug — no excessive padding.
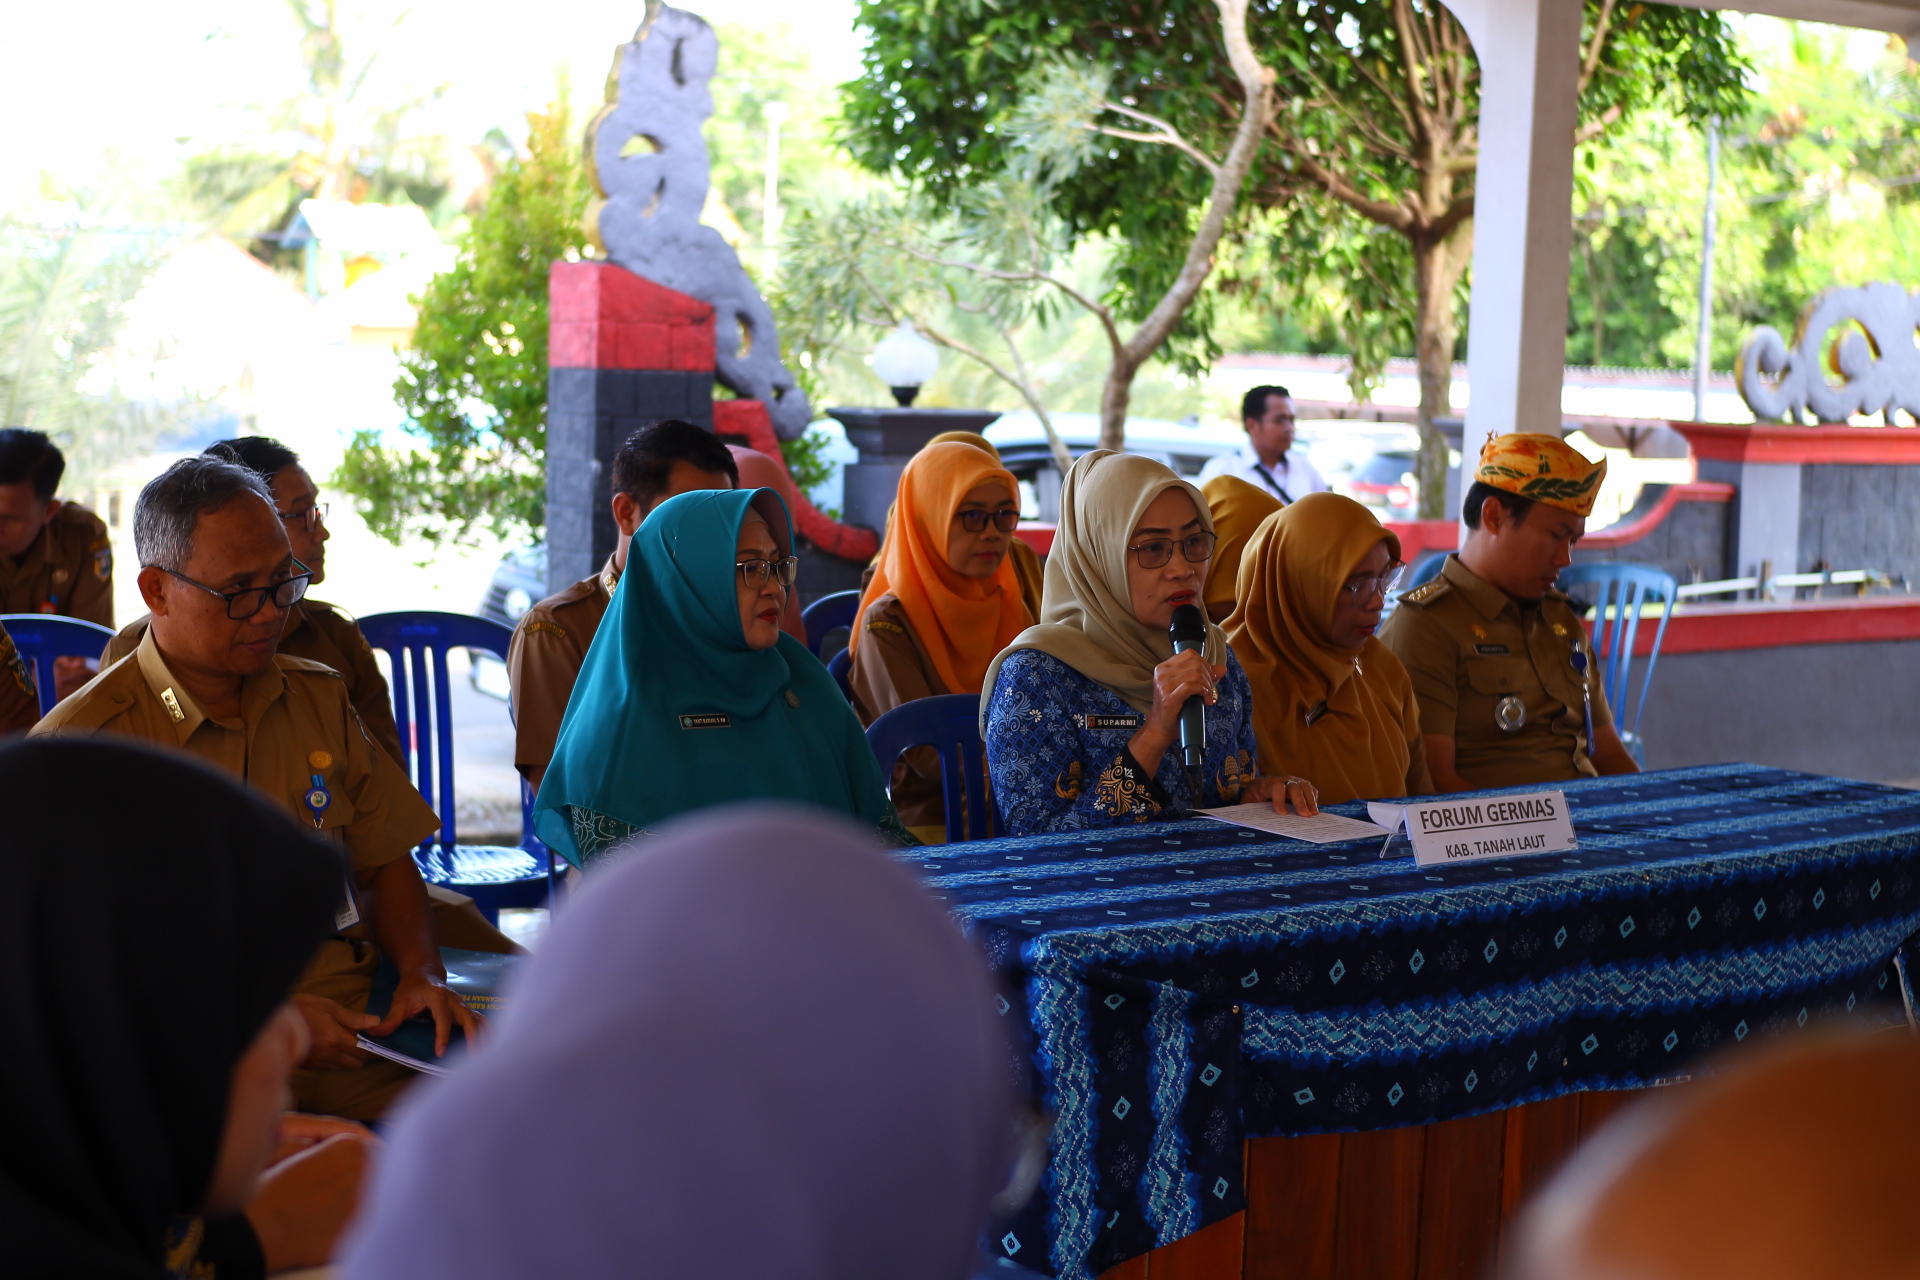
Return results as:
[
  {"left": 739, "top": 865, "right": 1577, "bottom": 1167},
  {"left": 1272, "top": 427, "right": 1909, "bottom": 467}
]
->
[
  {"left": 830, "top": 322, "right": 997, "bottom": 533},
  {"left": 871, "top": 320, "right": 942, "bottom": 407}
]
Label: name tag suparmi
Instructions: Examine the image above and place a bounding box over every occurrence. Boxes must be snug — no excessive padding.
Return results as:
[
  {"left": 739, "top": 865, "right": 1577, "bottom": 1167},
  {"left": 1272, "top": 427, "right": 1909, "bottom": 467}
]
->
[
  {"left": 1081, "top": 714, "right": 1142, "bottom": 731},
  {"left": 1368, "top": 790, "right": 1576, "bottom": 867},
  {"left": 678, "top": 714, "right": 732, "bottom": 730}
]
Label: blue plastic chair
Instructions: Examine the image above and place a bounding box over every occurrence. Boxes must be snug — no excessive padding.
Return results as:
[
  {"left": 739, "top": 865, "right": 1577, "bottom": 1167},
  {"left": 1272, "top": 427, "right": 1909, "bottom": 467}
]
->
[
  {"left": 0, "top": 613, "right": 115, "bottom": 716},
  {"left": 1556, "top": 564, "right": 1677, "bottom": 766},
  {"left": 357, "top": 611, "right": 556, "bottom": 922},
  {"left": 802, "top": 589, "right": 862, "bottom": 659},
  {"left": 827, "top": 647, "right": 854, "bottom": 701},
  {"left": 867, "top": 693, "right": 997, "bottom": 844}
]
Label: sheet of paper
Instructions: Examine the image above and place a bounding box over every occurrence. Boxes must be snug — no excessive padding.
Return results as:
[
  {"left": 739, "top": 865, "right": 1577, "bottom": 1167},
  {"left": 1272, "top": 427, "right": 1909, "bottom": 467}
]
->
[
  {"left": 1198, "top": 804, "right": 1391, "bottom": 844},
  {"left": 356, "top": 1035, "right": 451, "bottom": 1079}
]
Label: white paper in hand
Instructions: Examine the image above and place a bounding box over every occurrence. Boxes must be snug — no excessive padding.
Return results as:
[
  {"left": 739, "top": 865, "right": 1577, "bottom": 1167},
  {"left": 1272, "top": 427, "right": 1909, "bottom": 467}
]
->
[{"left": 1199, "top": 803, "right": 1390, "bottom": 844}]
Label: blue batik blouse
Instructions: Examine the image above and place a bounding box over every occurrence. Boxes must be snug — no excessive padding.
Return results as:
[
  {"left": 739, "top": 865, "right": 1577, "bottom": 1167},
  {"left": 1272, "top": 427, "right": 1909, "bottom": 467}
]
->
[{"left": 984, "top": 647, "right": 1259, "bottom": 835}]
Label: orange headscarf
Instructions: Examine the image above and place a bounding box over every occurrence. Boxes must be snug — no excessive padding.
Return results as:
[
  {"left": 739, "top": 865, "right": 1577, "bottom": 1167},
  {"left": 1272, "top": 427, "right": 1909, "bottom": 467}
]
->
[
  {"left": 726, "top": 446, "right": 807, "bottom": 644},
  {"left": 851, "top": 442, "right": 1032, "bottom": 694},
  {"left": 1227, "top": 492, "right": 1422, "bottom": 804}
]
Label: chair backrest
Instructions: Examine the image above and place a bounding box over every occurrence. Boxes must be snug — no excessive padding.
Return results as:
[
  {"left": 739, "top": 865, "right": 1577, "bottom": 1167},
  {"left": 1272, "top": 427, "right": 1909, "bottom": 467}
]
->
[
  {"left": 866, "top": 693, "right": 995, "bottom": 843},
  {"left": 1556, "top": 563, "right": 1678, "bottom": 738},
  {"left": 827, "top": 647, "right": 854, "bottom": 701},
  {"left": 802, "top": 590, "right": 862, "bottom": 658},
  {"left": 0, "top": 613, "right": 116, "bottom": 716},
  {"left": 356, "top": 611, "right": 517, "bottom": 853}
]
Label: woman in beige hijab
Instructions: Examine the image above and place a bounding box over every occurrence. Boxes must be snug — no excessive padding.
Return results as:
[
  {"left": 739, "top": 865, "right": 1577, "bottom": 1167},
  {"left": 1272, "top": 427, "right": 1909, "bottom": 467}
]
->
[
  {"left": 981, "top": 450, "right": 1317, "bottom": 835},
  {"left": 1228, "top": 492, "right": 1432, "bottom": 803}
]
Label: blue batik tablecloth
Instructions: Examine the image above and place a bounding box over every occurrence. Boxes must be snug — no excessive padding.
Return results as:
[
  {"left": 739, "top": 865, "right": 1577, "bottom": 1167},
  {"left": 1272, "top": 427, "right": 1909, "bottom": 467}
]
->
[{"left": 910, "top": 764, "right": 1920, "bottom": 1279}]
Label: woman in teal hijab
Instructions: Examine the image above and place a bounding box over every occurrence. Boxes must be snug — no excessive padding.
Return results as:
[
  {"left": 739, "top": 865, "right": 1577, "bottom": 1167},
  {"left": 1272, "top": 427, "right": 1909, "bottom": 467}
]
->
[{"left": 535, "top": 487, "right": 912, "bottom": 865}]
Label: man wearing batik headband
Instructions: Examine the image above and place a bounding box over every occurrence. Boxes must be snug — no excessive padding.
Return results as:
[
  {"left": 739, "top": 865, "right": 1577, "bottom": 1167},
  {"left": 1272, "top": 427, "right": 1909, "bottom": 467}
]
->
[{"left": 1379, "top": 433, "right": 1640, "bottom": 791}]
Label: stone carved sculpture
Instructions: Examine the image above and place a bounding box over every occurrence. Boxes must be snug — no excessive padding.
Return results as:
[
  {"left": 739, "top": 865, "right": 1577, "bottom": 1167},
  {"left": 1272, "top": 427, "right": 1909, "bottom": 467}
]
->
[
  {"left": 586, "top": 3, "right": 810, "bottom": 439},
  {"left": 1738, "top": 282, "right": 1920, "bottom": 424}
]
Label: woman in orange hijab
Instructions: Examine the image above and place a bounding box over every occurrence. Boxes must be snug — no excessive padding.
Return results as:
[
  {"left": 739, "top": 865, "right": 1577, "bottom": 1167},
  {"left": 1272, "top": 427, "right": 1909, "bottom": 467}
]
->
[
  {"left": 848, "top": 441, "right": 1034, "bottom": 842},
  {"left": 1227, "top": 492, "right": 1434, "bottom": 804},
  {"left": 727, "top": 446, "right": 808, "bottom": 643}
]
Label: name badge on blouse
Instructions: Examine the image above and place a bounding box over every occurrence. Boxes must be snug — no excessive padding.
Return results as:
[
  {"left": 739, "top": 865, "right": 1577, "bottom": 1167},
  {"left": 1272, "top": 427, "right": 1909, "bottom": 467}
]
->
[
  {"left": 679, "top": 714, "right": 732, "bottom": 730},
  {"left": 1081, "top": 713, "right": 1142, "bottom": 731}
]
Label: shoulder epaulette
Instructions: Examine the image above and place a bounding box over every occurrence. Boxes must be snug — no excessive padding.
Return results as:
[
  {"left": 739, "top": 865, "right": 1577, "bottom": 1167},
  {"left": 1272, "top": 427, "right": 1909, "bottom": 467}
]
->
[
  {"left": 35, "top": 659, "right": 143, "bottom": 733},
  {"left": 1398, "top": 578, "right": 1452, "bottom": 607},
  {"left": 276, "top": 655, "right": 344, "bottom": 679},
  {"left": 864, "top": 617, "right": 907, "bottom": 636}
]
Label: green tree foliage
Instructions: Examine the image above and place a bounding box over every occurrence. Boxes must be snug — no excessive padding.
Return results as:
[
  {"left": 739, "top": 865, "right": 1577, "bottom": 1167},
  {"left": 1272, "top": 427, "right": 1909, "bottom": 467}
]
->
[
  {"left": 334, "top": 102, "right": 589, "bottom": 549},
  {"left": 1564, "top": 22, "right": 1920, "bottom": 374},
  {"left": 840, "top": 0, "right": 1750, "bottom": 512}
]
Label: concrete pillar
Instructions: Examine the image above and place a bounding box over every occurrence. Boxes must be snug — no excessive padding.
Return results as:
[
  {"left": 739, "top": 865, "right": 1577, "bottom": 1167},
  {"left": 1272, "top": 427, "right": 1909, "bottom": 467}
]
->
[
  {"left": 545, "top": 263, "right": 715, "bottom": 595},
  {"left": 1445, "top": 0, "right": 1584, "bottom": 506}
]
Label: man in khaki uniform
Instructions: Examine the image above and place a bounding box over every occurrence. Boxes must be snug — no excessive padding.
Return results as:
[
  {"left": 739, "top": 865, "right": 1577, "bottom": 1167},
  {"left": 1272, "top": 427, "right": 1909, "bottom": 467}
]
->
[
  {"left": 0, "top": 428, "right": 114, "bottom": 624},
  {"left": 1379, "top": 432, "right": 1640, "bottom": 791},
  {"left": 510, "top": 420, "right": 737, "bottom": 792},
  {"left": 33, "top": 456, "right": 478, "bottom": 1121},
  {"left": 104, "top": 436, "right": 403, "bottom": 763},
  {"left": 0, "top": 620, "right": 38, "bottom": 735}
]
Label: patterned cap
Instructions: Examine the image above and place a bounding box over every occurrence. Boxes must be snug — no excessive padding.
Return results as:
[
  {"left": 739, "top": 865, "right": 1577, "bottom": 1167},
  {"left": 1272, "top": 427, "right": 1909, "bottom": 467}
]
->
[{"left": 1474, "top": 433, "right": 1607, "bottom": 517}]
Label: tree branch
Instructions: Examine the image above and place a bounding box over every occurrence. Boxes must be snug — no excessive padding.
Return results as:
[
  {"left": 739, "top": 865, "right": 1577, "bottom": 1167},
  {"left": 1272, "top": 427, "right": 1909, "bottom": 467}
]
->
[
  {"left": 1098, "top": 0, "right": 1277, "bottom": 447},
  {"left": 1093, "top": 101, "right": 1222, "bottom": 176}
]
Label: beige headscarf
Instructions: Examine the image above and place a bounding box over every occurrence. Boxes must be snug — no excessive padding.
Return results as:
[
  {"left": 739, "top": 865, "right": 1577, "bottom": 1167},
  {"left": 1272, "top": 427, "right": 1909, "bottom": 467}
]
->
[{"left": 980, "top": 450, "right": 1225, "bottom": 726}]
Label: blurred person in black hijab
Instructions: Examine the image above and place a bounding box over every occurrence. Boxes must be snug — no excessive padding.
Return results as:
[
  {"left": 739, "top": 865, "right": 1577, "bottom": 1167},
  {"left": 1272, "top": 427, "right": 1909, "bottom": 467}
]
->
[{"left": 0, "top": 737, "right": 377, "bottom": 1278}]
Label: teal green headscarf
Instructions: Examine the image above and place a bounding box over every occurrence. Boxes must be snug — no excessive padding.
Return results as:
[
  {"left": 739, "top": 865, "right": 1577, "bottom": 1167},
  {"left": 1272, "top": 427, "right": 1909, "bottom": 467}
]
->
[{"left": 533, "top": 488, "right": 902, "bottom": 864}]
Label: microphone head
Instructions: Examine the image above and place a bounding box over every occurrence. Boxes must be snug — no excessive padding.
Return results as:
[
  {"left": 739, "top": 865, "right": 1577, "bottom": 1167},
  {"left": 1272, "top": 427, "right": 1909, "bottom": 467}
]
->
[{"left": 1168, "top": 603, "right": 1207, "bottom": 645}]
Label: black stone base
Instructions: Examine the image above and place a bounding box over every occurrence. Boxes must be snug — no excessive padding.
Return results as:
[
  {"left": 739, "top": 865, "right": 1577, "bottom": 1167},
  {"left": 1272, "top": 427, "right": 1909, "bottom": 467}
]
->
[{"left": 546, "top": 367, "right": 714, "bottom": 594}]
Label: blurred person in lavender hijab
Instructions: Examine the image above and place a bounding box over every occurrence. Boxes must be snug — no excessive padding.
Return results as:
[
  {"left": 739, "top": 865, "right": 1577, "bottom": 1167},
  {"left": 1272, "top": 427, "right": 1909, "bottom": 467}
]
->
[{"left": 341, "top": 805, "right": 1016, "bottom": 1280}]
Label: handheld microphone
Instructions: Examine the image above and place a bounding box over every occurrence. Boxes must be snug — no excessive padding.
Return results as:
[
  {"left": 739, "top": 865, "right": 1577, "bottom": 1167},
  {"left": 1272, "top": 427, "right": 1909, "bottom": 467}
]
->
[{"left": 1168, "top": 604, "right": 1209, "bottom": 774}]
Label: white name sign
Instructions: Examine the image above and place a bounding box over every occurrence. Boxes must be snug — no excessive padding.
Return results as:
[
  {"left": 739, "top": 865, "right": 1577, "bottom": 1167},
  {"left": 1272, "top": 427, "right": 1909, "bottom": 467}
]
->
[{"left": 1367, "top": 790, "right": 1576, "bottom": 867}]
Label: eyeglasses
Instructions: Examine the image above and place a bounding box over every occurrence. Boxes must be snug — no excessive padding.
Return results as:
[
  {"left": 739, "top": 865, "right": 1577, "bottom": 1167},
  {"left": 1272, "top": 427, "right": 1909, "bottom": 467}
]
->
[
  {"left": 279, "top": 502, "right": 328, "bottom": 532},
  {"left": 1339, "top": 562, "right": 1407, "bottom": 599},
  {"left": 956, "top": 507, "right": 1019, "bottom": 533},
  {"left": 1127, "top": 531, "right": 1217, "bottom": 569},
  {"left": 736, "top": 555, "right": 799, "bottom": 589},
  {"left": 156, "top": 559, "right": 312, "bottom": 619}
]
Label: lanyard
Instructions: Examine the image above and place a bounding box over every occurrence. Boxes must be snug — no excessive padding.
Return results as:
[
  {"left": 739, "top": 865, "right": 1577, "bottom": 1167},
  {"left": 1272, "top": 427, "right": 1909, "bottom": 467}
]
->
[{"left": 1248, "top": 459, "right": 1293, "bottom": 505}]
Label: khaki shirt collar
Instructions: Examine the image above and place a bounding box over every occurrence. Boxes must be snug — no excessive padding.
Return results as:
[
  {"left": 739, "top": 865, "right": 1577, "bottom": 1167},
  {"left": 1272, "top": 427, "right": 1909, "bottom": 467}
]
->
[
  {"left": 599, "top": 553, "right": 621, "bottom": 599},
  {"left": 1440, "top": 554, "right": 1524, "bottom": 624},
  {"left": 134, "top": 627, "right": 287, "bottom": 744}
]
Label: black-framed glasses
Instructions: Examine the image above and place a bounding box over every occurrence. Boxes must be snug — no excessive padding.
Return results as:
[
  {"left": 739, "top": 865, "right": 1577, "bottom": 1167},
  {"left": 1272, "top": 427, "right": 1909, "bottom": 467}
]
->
[
  {"left": 1340, "top": 562, "right": 1407, "bottom": 599},
  {"left": 157, "top": 559, "right": 312, "bottom": 619},
  {"left": 736, "top": 555, "right": 799, "bottom": 589},
  {"left": 956, "top": 507, "right": 1019, "bottom": 533},
  {"left": 1127, "top": 531, "right": 1216, "bottom": 569},
  {"left": 279, "top": 502, "right": 328, "bottom": 532}
]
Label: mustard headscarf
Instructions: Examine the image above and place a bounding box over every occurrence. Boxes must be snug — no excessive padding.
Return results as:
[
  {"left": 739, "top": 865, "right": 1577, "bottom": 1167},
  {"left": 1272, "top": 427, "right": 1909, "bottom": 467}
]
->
[
  {"left": 1475, "top": 433, "right": 1607, "bottom": 517},
  {"left": 980, "top": 450, "right": 1224, "bottom": 726},
  {"left": 1227, "top": 493, "right": 1426, "bottom": 804},
  {"left": 1201, "top": 475, "right": 1284, "bottom": 615}
]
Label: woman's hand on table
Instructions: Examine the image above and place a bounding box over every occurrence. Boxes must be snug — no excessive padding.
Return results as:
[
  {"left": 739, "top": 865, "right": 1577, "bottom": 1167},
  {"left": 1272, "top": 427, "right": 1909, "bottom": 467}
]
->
[{"left": 1246, "top": 774, "right": 1320, "bottom": 816}]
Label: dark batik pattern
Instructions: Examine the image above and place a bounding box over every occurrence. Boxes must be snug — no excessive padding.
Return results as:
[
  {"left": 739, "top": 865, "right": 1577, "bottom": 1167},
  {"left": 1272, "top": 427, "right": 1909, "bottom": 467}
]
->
[
  {"left": 902, "top": 765, "right": 1920, "bottom": 1279},
  {"left": 985, "top": 649, "right": 1259, "bottom": 835}
]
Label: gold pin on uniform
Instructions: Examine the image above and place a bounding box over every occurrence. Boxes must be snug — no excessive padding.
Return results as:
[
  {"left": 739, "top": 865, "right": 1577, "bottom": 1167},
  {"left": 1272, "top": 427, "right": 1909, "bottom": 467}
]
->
[{"left": 309, "top": 750, "right": 332, "bottom": 770}]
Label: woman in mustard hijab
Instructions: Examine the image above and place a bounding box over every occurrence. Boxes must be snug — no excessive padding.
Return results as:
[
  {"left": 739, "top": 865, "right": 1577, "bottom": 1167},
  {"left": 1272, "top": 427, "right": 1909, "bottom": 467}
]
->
[
  {"left": 1228, "top": 492, "right": 1434, "bottom": 804},
  {"left": 1200, "top": 474, "right": 1283, "bottom": 623},
  {"left": 848, "top": 441, "right": 1033, "bottom": 842}
]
